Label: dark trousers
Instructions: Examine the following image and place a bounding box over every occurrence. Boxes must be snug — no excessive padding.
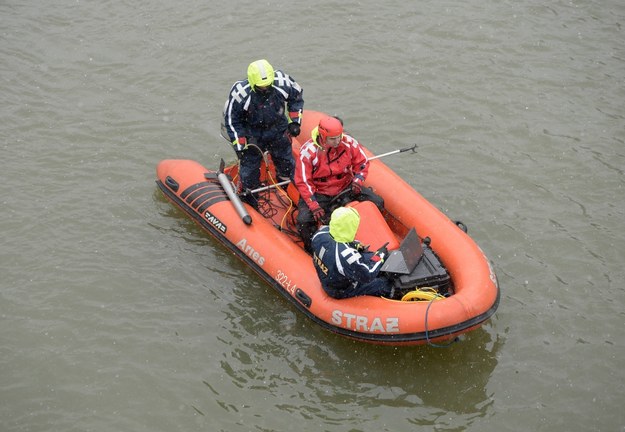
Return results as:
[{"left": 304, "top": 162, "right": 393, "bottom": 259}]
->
[
  {"left": 239, "top": 133, "right": 294, "bottom": 191},
  {"left": 297, "top": 187, "right": 384, "bottom": 251},
  {"left": 323, "top": 277, "right": 395, "bottom": 299}
]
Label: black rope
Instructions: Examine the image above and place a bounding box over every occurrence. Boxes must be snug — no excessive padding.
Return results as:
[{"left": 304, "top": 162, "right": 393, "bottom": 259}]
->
[{"left": 424, "top": 295, "right": 459, "bottom": 348}]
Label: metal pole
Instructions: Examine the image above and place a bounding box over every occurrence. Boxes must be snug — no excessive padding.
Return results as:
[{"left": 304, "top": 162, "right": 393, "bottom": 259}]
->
[
  {"left": 368, "top": 144, "right": 417, "bottom": 161},
  {"left": 249, "top": 179, "right": 291, "bottom": 194},
  {"left": 217, "top": 170, "right": 252, "bottom": 225}
]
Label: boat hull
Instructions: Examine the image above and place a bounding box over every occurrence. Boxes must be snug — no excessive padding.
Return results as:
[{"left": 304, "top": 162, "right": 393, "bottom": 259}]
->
[{"left": 155, "top": 111, "right": 499, "bottom": 345}]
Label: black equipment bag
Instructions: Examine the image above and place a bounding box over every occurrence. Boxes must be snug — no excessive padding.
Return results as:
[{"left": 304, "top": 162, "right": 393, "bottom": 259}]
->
[{"left": 393, "top": 245, "right": 451, "bottom": 294}]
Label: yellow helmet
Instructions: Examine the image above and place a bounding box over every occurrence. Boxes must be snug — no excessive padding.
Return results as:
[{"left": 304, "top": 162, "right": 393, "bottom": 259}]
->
[
  {"left": 329, "top": 207, "right": 360, "bottom": 243},
  {"left": 247, "top": 59, "right": 275, "bottom": 90}
]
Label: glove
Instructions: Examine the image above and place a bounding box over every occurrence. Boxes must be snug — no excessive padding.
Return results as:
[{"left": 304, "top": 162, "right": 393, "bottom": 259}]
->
[
  {"left": 351, "top": 180, "right": 362, "bottom": 195},
  {"left": 312, "top": 207, "right": 325, "bottom": 224},
  {"left": 309, "top": 202, "right": 325, "bottom": 224},
  {"left": 287, "top": 122, "right": 301, "bottom": 137},
  {"left": 232, "top": 137, "right": 247, "bottom": 159},
  {"left": 354, "top": 241, "right": 369, "bottom": 252},
  {"left": 375, "top": 243, "right": 389, "bottom": 261}
]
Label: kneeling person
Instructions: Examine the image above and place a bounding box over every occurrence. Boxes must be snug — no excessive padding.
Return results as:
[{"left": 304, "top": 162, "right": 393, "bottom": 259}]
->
[
  {"left": 294, "top": 116, "right": 384, "bottom": 251},
  {"left": 311, "top": 207, "right": 394, "bottom": 299}
]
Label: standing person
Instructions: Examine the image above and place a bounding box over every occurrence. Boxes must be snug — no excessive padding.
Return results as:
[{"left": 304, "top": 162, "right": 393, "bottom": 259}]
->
[
  {"left": 311, "top": 207, "right": 394, "bottom": 299},
  {"left": 294, "top": 115, "right": 384, "bottom": 250},
  {"left": 223, "top": 59, "right": 304, "bottom": 208}
]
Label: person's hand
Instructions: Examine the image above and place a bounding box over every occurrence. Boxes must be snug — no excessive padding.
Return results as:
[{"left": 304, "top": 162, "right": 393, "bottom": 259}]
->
[
  {"left": 312, "top": 207, "right": 325, "bottom": 225},
  {"left": 287, "top": 122, "right": 301, "bottom": 137},
  {"left": 354, "top": 241, "right": 369, "bottom": 252},
  {"left": 233, "top": 137, "right": 247, "bottom": 151},
  {"left": 232, "top": 137, "right": 247, "bottom": 159},
  {"left": 375, "top": 242, "right": 389, "bottom": 261},
  {"left": 309, "top": 202, "right": 325, "bottom": 224},
  {"left": 351, "top": 180, "right": 362, "bottom": 195}
]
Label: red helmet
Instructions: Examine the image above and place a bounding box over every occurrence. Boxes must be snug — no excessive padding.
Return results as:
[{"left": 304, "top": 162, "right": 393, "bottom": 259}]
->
[{"left": 318, "top": 116, "right": 343, "bottom": 144}]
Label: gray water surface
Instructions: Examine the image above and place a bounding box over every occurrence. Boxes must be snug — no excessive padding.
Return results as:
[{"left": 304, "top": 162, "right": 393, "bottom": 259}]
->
[{"left": 2, "top": 1, "right": 624, "bottom": 431}]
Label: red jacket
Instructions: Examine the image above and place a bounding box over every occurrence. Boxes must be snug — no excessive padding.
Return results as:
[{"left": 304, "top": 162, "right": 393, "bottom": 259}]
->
[{"left": 294, "top": 131, "right": 369, "bottom": 210}]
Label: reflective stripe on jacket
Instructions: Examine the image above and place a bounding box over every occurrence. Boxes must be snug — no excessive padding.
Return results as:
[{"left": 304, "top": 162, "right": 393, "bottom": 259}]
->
[
  {"left": 294, "top": 133, "right": 369, "bottom": 209},
  {"left": 223, "top": 70, "right": 304, "bottom": 142},
  {"left": 311, "top": 226, "right": 383, "bottom": 291}
]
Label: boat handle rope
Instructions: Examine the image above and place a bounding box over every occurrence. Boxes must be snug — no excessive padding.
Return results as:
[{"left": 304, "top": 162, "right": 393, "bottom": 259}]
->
[{"left": 401, "top": 287, "right": 458, "bottom": 347}]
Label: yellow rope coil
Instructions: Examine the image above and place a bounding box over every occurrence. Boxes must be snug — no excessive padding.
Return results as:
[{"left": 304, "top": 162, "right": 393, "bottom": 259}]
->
[{"left": 401, "top": 287, "right": 445, "bottom": 302}]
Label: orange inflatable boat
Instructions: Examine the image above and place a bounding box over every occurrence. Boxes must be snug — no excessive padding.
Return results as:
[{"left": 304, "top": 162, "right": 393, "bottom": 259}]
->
[{"left": 155, "top": 110, "right": 499, "bottom": 346}]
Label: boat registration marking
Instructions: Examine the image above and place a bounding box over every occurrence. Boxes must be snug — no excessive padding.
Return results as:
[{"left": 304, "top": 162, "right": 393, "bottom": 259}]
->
[
  {"left": 331, "top": 310, "right": 400, "bottom": 333},
  {"left": 276, "top": 270, "right": 297, "bottom": 295}
]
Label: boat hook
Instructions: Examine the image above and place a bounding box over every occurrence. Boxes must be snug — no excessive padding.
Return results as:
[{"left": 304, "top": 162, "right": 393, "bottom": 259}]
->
[{"left": 246, "top": 144, "right": 419, "bottom": 195}]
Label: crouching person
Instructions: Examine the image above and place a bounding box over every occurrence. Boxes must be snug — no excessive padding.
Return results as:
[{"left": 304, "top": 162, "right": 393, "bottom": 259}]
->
[{"left": 311, "top": 207, "right": 395, "bottom": 299}]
